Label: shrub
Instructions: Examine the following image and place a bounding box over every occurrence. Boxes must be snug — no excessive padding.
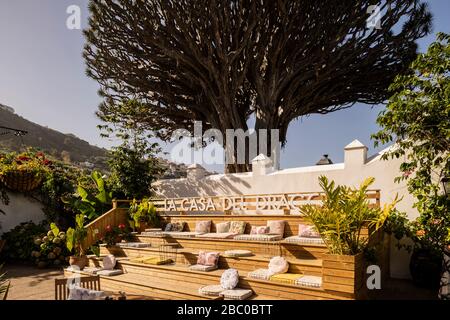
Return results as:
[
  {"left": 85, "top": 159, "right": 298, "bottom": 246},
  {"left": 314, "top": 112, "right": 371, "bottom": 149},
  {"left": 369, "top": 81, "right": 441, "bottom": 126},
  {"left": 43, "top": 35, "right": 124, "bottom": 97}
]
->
[{"left": 301, "top": 176, "right": 398, "bottom": 255}]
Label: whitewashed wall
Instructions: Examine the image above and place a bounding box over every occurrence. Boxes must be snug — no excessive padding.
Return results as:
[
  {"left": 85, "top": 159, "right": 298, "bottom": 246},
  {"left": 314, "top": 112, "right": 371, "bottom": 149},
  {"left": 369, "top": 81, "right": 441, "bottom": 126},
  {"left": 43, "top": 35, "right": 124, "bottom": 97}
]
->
[
  {"left": 154, "top": 140, "right": 417, "bottom": 279},
  {"left": 0, "top": 192, "right": 46, "bottom": 234}
]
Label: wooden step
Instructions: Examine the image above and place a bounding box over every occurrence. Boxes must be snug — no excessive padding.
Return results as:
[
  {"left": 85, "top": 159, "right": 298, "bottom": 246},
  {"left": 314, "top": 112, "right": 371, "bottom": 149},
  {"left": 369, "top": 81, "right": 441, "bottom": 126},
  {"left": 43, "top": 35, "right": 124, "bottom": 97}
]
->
[
  {"left": 134, "top": 234, "right": 327, "bottom": 259},
  {"left": 82, "top": 258, "right": 351, "bottom": 300},
  {"left": 100, "top": 245, "right": 323, "bottom": 276},
  {"left": 64, "top": 268, "right": 222, "bottom": 300}
]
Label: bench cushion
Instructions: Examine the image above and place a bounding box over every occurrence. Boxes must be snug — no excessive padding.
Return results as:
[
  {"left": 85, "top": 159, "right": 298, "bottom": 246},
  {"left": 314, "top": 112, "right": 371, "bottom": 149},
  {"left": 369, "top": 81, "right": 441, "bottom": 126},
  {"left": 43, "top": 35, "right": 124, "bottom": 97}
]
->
[
  {"left": 97, "top": 269, "right": 123, "bottom": 276},
  {"left": 198, "top": 285, "right": 224, "bottom": 297},
  {"left": 220, "top": 289, "right": 253, "bottom": 300},
  {"left": 116, "top": 242, "right": 151, "bottom": 248},
  {"left": 269, "top": 273, "right": 303, "bottom": 285},
  {"left": 196, "top": 232, "right": 237, "bottom": 239},
  {"left": 223, "top": 250, "right": 253, "bottom": 257},
  {"left": 189, "top": 264, "right": 218, "bottom": 272},
  {"left": 283, "top": 236, "right": 325, "bottom": 245},
  {"left": 294, "top": 275, "right": 322, "bottom": 288},
  {"left": 247, "top": 268, "right": 271, "bottom": 280},
  {"left": 233, "top": 234, "right": 282, "bottom": 241}
]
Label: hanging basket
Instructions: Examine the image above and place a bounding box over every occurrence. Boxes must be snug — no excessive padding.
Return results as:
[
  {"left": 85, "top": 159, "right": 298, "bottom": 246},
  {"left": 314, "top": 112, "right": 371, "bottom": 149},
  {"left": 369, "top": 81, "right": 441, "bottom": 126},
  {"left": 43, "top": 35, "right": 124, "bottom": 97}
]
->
[{"left": 0, "top": 171, "right": 43, "bottom": 192}]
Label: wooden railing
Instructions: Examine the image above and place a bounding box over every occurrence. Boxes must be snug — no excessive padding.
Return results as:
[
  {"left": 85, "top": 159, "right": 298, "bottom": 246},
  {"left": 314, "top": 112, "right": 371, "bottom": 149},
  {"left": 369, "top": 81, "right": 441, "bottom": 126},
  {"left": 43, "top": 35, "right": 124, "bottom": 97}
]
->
[{"left": 83, "top": 206, "right": 129, "bottom": 249}]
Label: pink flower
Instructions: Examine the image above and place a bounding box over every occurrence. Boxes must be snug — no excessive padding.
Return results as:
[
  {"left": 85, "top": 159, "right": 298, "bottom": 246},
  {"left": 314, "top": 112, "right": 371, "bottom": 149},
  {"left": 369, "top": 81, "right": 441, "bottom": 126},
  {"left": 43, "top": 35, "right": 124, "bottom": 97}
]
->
[
  {"left": 403, "top": 170, "right": 413, "bottom": 177},
  {"left": 118, "top": 224, "right": 126, "bottom": 230},
  {"left": 105, "top": 225, "right": 112, "bottom": 232}
]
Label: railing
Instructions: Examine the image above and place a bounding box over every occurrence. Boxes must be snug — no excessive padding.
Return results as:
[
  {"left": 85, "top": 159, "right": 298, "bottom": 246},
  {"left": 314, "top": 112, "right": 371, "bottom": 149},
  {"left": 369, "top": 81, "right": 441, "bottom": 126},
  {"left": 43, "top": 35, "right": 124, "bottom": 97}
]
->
[{"left": 83, "top": 205, "right": 129, "bottom": 249}]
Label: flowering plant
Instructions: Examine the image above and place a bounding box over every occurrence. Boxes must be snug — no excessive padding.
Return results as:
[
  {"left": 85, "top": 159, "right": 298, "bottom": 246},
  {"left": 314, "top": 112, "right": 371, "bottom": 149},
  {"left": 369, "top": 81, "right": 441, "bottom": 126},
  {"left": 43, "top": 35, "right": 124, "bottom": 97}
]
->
[
  {"left": 0, "top": 150, "right": 52, "bottom": 176},
  {"left": 101, "top": 223, "right": 133, "bottom": 246}
]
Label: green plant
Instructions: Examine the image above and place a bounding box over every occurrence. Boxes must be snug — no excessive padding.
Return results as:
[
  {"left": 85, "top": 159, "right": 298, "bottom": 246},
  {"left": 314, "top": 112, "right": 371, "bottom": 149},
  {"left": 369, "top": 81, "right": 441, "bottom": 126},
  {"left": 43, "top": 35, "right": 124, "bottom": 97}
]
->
[
  {"left": 100, "top": 100, "right": 164, "bottom": 199},
  {"left": 66, "top": 214, "right": 87, "bottom": 257},
  {"left": 63, "top": 171, "right": 113, "bottom": 221},
  {"left": 31, "top": 223, "right": 70, "bottom": 268},
  {"left": 129, "top": 198, "right": 159, "bottom": 229},
  {"left": 39, "top": 161, "right": 84, "bottom": 224},
  {"left": 1, "top": 221, "right": 47, "bottom": 262},
  {"left": 0, "top": 149, "right": 51, "bottom": 176},
  {"left": 301, "top": 176, "right": 399, "bottom": 255},
  {"left": 372, "top": 32, "right": 450, "bottom": 258},
  {"left": 0, "top": 264, "right": 10, "bottom": 300}
]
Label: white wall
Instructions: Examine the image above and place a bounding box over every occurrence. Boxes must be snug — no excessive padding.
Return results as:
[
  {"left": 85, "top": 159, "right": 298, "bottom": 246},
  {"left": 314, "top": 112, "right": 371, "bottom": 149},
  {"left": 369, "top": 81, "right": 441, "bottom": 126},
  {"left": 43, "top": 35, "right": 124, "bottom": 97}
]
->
[
  {"left": 0, "top": 192, "right": 46, "bottom": 234},
  {"left": 153, "top": 140, "right": 417, "bottom": 279}
]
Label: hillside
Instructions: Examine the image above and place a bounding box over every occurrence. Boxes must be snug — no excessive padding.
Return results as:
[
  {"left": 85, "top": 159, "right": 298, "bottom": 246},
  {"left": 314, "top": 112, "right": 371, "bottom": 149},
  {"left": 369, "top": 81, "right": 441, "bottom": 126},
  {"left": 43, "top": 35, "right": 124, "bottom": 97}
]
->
[
  {"left": 0, "top": 104, "right": 108, "bottom": 169},
  {"left": 0, "top": 104, "right": 195, "bottom": 178}
]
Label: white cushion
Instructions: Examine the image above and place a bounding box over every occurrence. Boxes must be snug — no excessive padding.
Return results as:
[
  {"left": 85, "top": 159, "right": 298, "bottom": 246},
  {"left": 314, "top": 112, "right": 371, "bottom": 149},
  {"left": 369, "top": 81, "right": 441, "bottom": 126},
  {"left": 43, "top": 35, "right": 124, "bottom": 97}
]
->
[
  {"left": 83, "top": 267, "right": 104, "bottom": 275},
  {"left": 68, "top": 286, "right": 105, "bottom": 300},
  {"left": 198, "top": 285, "right": 224, "bottom": 297},
  {"left": 97, "top": 269, "right": 123, "bottom": 276},
  {"left": 248, "top": 268, "right": 271, "bottom": 281},
  {"left": 189, "top": 264, "right": 218, "bottom": 272},
  {"left": 102, "top": 255, "right": 116, "bottom": 270},
  {"left": 233, "top": 234, "right": 282, "bottom": 241},
  {"left": 220, "top": 269, "right": 239, "bottom": 290},
  {"left": 220, "top": 289, "right": 253, "bottom": 300},
  {"left": 294, "top": 275, "right": 322, "bottom": 288},
  {"left": 283, "top": 236, "right": 325, "bottom": 245},
  {"left": 223, "top": 250, "right": 253, "bottom": 257},
  {"left": 268, "top": 256, "right": 289, "bottom": 276}
]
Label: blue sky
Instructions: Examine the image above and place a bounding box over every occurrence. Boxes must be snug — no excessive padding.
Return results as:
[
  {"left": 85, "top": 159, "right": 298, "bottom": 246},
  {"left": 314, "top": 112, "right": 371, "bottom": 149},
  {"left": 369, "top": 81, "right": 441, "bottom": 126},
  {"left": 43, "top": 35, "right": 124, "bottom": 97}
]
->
[{"left": 1, "top": 0, "right": 449, "bottom": 172}]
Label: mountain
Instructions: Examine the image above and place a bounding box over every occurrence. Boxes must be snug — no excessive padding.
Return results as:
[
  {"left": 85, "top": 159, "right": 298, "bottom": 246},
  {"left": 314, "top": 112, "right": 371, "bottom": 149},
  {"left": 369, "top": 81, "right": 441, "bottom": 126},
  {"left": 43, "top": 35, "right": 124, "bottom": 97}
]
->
[
  {"left": 0, "top": 104, "right": 108, "bottom": 169},
  {"left": 0, "top": 104, "right": 200, "bottom": 178}
]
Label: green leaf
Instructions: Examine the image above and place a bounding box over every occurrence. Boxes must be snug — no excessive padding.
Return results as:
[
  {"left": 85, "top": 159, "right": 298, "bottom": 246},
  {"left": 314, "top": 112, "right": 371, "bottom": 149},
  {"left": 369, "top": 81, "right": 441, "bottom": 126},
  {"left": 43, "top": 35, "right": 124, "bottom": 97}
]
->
[{"left": 50, "top": 223, "right": 59, "bottom": 237}]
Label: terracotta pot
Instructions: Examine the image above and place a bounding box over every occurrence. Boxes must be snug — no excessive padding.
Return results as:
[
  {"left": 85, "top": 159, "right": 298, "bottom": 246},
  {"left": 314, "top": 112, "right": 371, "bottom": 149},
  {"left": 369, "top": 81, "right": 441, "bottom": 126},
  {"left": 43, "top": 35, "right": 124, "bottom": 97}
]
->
[{"left": 69, "top": 255, "right": 88, "bottom": 269}]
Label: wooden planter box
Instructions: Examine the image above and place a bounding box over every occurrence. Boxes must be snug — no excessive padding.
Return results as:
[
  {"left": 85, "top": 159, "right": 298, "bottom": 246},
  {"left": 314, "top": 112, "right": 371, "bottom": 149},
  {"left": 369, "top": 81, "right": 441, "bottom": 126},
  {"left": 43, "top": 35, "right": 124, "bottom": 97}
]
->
[{"left": 322, "top": 252, "right": 368, "bottom": 299}]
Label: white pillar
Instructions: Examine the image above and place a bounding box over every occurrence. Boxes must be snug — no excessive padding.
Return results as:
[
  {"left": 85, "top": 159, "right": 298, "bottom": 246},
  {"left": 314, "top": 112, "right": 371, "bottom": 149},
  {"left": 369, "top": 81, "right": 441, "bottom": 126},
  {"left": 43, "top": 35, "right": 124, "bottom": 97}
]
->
[
  {"left": 252, "top": 154, "right": 274, "bottom": 176},
  {"left": 344, "top": 139, "right": 368, "bottom": 168}
]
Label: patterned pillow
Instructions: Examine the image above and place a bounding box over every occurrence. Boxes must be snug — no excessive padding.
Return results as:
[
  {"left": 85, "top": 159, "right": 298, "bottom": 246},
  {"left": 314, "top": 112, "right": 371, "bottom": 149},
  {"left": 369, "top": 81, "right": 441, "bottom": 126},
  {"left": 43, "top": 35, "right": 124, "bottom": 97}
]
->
[
  {"left": 164, "top": 223, "right": 173, "bottom": 232},
  {"left": 197, "top": 251, "right": 220, "bottom": 266},
  {"left": 171, "top": 222, "right": 185, "bottom": 232},
  {"left": 197, "top": 251, "right": 207, "bottom": 265},
  {"left": 298, "top": 223, "right": 321, "bottom": 238},
  {"left": 266, "top": 220, "right": 286, "bottom": 236},
  {"left": 216, "top": 221, "right": 230, "bottom": 233},
  {"left": 250, "top": 226, "right": 270, "bottom": 235},
  {"left": 195, "top": 220, "right": 212, "bottom": 233},
  {"left": 205, "top": 252, "right": 220, "bottom": 266},
  {"left": 229, "top": 221, "right": 246, "bottom": 234}
]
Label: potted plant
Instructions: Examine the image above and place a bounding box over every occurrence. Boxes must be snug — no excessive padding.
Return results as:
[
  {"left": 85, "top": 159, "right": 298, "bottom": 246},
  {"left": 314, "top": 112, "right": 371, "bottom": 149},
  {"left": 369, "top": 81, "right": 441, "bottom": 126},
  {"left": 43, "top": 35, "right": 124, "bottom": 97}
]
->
[
  {"left": 66, "top": 214, "right": 88, "bottom": 269},
  {"left": 102, "top": 223, "right": 132, "bottom": 246},
  {"left": 0, "top": 150, "right": 51, "bottom": 192},
  {"left": 301, "top": 176, "right": 398, "bottom": 298},
  {"left": 129, "top": 198, "right": 159, "bottom": 232}
]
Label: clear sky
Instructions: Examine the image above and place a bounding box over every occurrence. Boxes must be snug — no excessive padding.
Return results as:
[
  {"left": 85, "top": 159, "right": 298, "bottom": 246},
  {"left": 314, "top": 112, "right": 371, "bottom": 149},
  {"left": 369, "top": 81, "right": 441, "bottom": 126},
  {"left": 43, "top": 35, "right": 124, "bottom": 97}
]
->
[{"left": 1, "top": 0, "right": 449, "bottom": 172}]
